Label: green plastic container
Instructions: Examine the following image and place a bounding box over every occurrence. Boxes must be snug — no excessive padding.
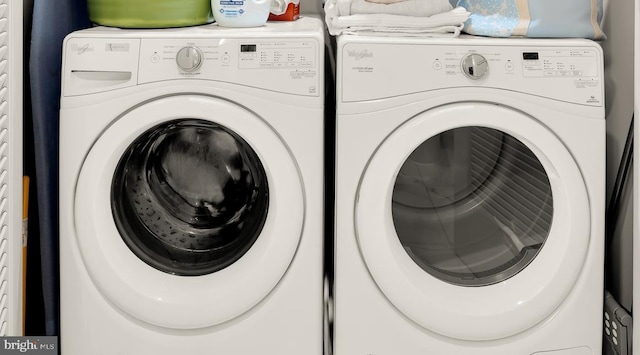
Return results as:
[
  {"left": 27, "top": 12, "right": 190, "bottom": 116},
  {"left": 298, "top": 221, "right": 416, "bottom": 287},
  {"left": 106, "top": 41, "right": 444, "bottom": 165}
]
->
[{"left": 87, "top": 0, "right": 214, "bottom": 28}]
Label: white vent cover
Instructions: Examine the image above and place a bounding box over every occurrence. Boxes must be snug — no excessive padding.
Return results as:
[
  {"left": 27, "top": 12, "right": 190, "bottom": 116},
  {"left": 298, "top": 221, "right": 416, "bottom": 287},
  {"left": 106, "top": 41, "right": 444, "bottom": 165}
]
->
[{"left": 0, "top": 0, "right": 23, "bottom": 337}]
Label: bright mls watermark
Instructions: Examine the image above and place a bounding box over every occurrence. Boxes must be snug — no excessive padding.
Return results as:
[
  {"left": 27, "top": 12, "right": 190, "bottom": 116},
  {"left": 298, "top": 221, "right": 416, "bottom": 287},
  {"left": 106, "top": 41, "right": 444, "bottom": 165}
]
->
[{"left": 0, "top": 337, "right": 57, "bottom": 354}]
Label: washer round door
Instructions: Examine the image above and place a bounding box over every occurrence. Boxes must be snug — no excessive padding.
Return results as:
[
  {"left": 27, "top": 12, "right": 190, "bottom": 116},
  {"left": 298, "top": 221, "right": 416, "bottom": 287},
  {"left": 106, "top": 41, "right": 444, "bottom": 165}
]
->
[
  {"left": 356, "top": 103, "right": 590, "bottom": 341},
  {"left": 74, "top": 95, "right": 304, "bottom": 329}
]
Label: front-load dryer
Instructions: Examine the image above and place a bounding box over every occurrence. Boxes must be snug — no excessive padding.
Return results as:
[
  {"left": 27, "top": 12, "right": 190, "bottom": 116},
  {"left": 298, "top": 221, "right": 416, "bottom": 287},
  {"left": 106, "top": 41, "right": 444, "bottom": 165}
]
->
[
  {"left": 334, "top": 36, "right": 604, "bottom": 354},
  {"left": 59, "top": 17, "right": 324, "bottom": 354}
]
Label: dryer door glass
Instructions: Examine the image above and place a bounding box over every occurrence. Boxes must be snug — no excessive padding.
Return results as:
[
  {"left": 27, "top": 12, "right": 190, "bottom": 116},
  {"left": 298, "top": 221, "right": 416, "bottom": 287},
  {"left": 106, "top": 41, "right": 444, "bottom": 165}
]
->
[
  {"left": 392, "top": 126, "right": 553, "bottom": 286},
  {"left": 111, "top": 119, "right": 269, "bottom": 276}
]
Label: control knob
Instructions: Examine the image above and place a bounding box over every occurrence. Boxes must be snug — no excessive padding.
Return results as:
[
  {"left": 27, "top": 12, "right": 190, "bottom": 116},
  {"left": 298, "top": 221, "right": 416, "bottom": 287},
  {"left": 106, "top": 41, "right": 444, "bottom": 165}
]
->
[
  {"left": 176, "top": 46, "right": 203, "bottom": 72},
  {"left": 461, "top": 53, "right": 488, "bottom": 79}
]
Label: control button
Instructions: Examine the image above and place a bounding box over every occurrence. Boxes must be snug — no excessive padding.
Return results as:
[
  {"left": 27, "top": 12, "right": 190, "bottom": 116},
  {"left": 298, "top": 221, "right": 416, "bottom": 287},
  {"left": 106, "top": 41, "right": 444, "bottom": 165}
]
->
[
  {"left": 613, "top": 329, "right": 618, "bottom": 338},
  {"left": 612, "top": 321, "right": 618, "bottom": 329},
  {"left": 605, "top": 320, "right": 610, "bottom": 328},
  {"left": 461, "top": 53, "right": 488, "bottom": 79},
  {"left": 433, "top": 60, "right": 442, "bottom": 70},
  {"left": 176, "top": 46, "right": 203, "bottom": 72},
  {"left": 613, "top": 337, "right": 618, "bottom": 346},
  {"left": 604, "top": 312, "right": 610, "bottom": 320},
  {"left": 221, "top": 54, "right": 230, "bottom": 64},
  {"left": 151, "top": 54, "right": 160, "bottom": 63},
  {"left": 505, "top": 61, "right": 514, "bottom": 72},
  {"left": 605, "top": 327, "right": 610, "bottom": 336}
]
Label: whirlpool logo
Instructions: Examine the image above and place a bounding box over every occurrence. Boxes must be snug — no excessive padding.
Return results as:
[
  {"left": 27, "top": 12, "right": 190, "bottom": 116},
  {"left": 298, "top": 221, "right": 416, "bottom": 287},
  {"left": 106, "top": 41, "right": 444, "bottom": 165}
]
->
[
  {"left": 0, "top": 337, "right": 57, "bottom": 354},
  {"left": 70, "top": 43, "right": 95, "bottom": 55},
  {"left": 347, "top": 49, "right": 373, "bottom": 61}
]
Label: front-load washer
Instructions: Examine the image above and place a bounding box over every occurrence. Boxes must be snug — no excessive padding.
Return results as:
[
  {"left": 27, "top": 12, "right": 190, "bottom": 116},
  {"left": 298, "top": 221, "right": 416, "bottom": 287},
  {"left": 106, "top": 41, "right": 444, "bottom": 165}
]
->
[
  {"left": 59, "top": 17, "right": 324, "bottom": 355},
  {"left": 334, "top": 36, "right": 604, "bottom": 354}
]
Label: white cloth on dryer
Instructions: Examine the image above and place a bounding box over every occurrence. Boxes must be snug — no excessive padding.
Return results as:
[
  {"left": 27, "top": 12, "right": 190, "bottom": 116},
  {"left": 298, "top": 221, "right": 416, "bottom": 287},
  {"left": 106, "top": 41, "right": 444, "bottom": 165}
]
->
[
  {"left": 324, "top": 5, "right": 470, "bottom": 37},
  {"left": 332, "top": 0, "right": 452, "bottom": 17},
  {"left": 364, "top": 0, "right": 408, "bottom": 5}
]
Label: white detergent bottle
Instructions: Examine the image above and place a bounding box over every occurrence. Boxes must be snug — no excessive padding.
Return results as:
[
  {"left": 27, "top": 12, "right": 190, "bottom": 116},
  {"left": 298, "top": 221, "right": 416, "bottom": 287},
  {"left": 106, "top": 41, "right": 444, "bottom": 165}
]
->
[{"left": 212, "top": 0, "right": 271, "bottom": 27}]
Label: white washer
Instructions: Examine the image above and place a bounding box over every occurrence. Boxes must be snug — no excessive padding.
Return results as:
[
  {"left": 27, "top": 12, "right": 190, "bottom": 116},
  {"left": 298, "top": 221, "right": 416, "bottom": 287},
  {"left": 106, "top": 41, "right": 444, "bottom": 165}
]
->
[
  {"left": 59, "top": 17, "right": 324, "bottom": 354},
  {"left": 334, "top": 36, "right": 604, "bottom": 354}
]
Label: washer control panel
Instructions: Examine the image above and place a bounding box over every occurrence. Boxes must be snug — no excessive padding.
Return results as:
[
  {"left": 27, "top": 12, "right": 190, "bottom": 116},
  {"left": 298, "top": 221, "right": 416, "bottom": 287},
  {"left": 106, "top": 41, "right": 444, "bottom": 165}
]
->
[
  {"left": 140, "top": 38, "right": 319, "bottom": 96},
  {"left": 341, "top": 41, "right": 603, "bottom": 106},
  {"left": 62, "top": 36, "right": 320, "bottom": 97},
  {"left": 237, "top": 42, "right": 315, "bottom": 69}
]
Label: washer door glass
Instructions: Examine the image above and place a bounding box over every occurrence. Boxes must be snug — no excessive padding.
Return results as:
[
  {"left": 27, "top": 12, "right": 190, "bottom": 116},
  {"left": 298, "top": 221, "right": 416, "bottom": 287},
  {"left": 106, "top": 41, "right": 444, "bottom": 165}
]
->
[
  {"left": 392, "top": 127, "right": 553, "bottom": 286},
  {"left": 111, "top": 119, "right": 269, "bottom": 276}
]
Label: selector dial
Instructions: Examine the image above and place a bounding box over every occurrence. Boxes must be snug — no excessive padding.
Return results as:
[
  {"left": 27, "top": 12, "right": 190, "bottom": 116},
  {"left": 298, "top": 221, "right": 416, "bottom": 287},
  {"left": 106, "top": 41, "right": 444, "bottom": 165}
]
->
[
  {"left": 461, "top": 53, "right": 489, "bottom": 80},
  {"left": 176, "top": 46, "right": 203, "bottom": 72}
]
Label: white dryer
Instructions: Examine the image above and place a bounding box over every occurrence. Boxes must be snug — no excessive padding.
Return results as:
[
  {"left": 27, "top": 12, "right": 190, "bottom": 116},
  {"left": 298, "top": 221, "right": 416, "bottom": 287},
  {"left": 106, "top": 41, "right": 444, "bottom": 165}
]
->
[
  {"left": 59, "top": 17, "right": 324, "bottom": 354},
  {"left": 334, "top": 36, "right": 605, "bottom": 354}
]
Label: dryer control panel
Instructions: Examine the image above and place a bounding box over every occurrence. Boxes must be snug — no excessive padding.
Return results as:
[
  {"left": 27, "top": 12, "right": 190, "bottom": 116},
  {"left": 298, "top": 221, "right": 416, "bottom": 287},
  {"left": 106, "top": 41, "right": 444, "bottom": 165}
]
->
[
  {"left": 62, "top": 36, "right": 321, "bottom": 97},
  {"left": 340, "top": 39, "right": 603, "bottom": 106},
  {"left": 520, "top": 50, "right": 598, "bottom": 79}
]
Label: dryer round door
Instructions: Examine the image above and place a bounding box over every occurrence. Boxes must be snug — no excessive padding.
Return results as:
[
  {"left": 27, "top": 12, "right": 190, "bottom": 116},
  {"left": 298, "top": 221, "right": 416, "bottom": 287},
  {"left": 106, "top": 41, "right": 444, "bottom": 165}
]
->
[
  {"left": 74, "top": 95, "right": 304, "bottom": 329},
  {"left": 355, "top": 102, "right": 591, "bottom": 341}
]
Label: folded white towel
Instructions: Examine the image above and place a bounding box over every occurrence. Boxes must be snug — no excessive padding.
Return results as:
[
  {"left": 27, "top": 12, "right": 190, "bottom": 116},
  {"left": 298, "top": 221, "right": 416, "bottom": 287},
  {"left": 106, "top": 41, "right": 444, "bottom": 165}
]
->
[
  {"left": 352, "top": 0, "right": 452, "bottom": 16},
  {"left": 365, "top": 0, "right": 408, "bottom": 5},
  {"left": 324, "top": 5, "right": 471, "bottom": 37},
  {"left": 334, "top": 0, "right": 452, "bottom": 17}
]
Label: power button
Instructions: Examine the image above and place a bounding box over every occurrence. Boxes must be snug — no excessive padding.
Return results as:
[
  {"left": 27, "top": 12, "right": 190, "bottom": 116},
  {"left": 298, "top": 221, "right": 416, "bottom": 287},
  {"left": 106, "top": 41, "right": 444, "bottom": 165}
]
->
[{"left": 505, "top": 61, "right": 514, "bottom": 72}]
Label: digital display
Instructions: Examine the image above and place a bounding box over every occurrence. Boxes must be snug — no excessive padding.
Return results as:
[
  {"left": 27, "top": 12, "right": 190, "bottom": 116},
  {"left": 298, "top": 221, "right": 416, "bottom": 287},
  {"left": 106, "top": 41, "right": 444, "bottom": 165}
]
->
[
  {"left": 241, "top": 44, "right": 257, "bottom": 53},
  {"left": 523, "top": 52, "right": 539, "bottom": 60}
]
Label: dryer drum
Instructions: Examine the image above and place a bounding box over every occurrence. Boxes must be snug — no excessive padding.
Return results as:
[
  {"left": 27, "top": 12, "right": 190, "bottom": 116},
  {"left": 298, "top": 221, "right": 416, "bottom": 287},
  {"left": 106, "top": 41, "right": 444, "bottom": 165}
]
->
[
  {"left": 111, "top": 119, "right": 269, "bottom": 276},
  {"left": 392, "top": 126, "right": 554, "bottom": 287}
]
